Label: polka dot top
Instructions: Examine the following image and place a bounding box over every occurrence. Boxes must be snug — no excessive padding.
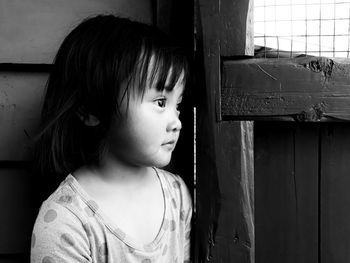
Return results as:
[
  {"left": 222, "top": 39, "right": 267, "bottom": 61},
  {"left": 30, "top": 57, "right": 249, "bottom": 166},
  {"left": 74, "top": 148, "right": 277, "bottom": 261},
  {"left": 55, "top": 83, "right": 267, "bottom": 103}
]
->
[{"left": 30, "top": 168, "right": 192, "bottom": 263}]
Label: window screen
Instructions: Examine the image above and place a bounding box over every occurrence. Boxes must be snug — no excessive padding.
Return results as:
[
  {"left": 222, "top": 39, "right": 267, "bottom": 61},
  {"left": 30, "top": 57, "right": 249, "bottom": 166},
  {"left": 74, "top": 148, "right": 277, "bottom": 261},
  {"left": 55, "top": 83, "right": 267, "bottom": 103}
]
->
[{"left": 254, "top": 0, "right": 350, "bottom": 58}]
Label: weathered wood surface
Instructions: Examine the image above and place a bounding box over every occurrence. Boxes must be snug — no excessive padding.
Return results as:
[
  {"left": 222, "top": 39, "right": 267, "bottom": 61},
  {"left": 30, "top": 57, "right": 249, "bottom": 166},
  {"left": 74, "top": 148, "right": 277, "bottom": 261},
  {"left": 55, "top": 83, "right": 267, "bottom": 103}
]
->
[
  {"left": 0, "top": 72, "right": 47, "bottom": 160},
  {"left": 197, "top": 120, "right": 254, "bottom": 262},
  {"left": 321, "top": 124, "right": 350, "bottom": 263},
  {"left": 219, "top": 0, "right": 254, "bottom": 57},
  {"left": 222, "top": 57, "right": 350, "bottom": 121},
  {"left": 240, "top": 121, "right": 254, "bottom": 263},
  {"left": 255, "top": 122, "right": 319, "bottom": 263},
  {"left": 196, "top": 0, "right": 254, "bottom": 261},
  {"left": 0, "top": 0, "right": 152, "bottom": 64}
]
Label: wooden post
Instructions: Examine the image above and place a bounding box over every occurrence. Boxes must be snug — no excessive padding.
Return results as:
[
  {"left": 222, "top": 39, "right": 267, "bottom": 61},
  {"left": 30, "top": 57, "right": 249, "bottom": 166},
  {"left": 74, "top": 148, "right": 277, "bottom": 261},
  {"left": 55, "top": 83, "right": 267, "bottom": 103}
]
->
[{"left": 196, "top": 0, "right": 254, "bottom": 262}]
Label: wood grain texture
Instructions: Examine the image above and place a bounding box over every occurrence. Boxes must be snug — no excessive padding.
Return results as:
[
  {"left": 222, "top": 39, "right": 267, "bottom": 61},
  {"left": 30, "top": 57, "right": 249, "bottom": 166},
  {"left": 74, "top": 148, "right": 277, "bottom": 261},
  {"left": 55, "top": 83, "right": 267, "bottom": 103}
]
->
[
  {"left": 321, "top": 124, "right": 350, "bottom": 263},
  {"left": 255, "top": 122, "right": 319, "bottom": 263},
  {"left": 197, "top": 120, "right": 253, "bottom": 262},
  {"left": 219, "top": 0, "right": 254, "bottom": 56},
  {"left": 240, "top": 121, "right": 254, "bottom": 263},
  {"left": 0, "top": 72, "right": 47, "bottom": 160},
  {"left": 222, "top": 57, "right": 350, "bottom": 121},
  {"left": 0, "top": 0, "right": 152, "bottom": 63},
  {"left": 196, "top": 0, "right": 254, "bottom": 261}
]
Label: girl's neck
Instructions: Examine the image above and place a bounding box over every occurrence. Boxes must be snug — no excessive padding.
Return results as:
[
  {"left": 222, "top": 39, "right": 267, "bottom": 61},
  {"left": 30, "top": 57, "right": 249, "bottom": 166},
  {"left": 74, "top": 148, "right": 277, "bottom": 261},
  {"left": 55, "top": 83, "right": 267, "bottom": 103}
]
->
[
  {"left": 78, "top": 153, "right": 154, "bottom": 187},
  {"left": 102, "top": 154, "right": 151, "bottom": 181}
]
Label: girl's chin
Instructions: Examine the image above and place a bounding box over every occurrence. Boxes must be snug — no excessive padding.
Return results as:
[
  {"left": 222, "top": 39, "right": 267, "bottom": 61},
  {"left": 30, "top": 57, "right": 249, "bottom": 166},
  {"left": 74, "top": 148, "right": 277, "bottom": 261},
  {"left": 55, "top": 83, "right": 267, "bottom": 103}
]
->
[
  {"left": 152, "top": 154, "right": 172, "bottom": 168},
  {"left": 105, "top": 149, "right": 173, "bottom": 168}
]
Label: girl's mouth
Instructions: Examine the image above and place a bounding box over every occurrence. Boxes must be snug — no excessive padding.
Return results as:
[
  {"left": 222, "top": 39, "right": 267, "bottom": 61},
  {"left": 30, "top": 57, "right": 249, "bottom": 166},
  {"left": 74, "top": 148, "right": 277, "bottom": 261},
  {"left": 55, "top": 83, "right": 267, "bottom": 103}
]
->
[
  {"left": 162, "top": 140, "right": 176, "bottom": 150},
  {"left": 162, "top": 140, "right": 176, "bottom": 145}
]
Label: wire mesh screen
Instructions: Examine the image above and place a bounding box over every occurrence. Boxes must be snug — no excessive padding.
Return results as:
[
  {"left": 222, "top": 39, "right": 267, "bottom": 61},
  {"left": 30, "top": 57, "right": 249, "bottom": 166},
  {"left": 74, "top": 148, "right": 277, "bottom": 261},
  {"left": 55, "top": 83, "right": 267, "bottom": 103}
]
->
[{"left": 254, "top": 0, "right": 350, "bottom": 58}]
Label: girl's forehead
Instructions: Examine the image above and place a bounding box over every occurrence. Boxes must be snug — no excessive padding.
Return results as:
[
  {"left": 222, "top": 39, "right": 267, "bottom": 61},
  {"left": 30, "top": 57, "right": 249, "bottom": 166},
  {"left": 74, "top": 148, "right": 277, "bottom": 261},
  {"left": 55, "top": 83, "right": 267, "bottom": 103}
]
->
[
  {"left": 149, "top": 70, "right": 185, "bottom": 95},
  {"left": 147, "top": 61, "right": 185, "bottom": 89}
]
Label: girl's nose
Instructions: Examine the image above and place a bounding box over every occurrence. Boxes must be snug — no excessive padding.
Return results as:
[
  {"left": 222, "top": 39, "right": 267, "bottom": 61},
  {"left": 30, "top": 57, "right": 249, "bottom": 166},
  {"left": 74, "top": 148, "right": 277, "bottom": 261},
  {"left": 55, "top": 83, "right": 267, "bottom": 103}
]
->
[{"left": 167, "top": 111, "right": 182, "bottom": 132}]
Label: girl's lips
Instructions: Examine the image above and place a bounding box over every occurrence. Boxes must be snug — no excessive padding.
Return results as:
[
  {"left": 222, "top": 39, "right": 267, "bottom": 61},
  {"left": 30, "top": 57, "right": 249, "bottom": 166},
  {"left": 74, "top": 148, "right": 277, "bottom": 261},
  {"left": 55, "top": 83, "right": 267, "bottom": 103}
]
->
[
  {"left": 162, "top": 141, "right": 176, "bottom": 151},
  {"left": 162, "top": 140, "right": 176, "bottom": 145},
  {"left": 162, "top": 140, "right": 177, "bottom": 151}
]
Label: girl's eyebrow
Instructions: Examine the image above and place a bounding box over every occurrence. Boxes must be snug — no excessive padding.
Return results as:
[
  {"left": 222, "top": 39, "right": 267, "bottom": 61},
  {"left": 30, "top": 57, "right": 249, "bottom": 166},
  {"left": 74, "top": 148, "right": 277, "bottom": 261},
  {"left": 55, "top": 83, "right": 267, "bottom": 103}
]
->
[{"left": 163, "top": 88, "right": 184, "bottom": 97}]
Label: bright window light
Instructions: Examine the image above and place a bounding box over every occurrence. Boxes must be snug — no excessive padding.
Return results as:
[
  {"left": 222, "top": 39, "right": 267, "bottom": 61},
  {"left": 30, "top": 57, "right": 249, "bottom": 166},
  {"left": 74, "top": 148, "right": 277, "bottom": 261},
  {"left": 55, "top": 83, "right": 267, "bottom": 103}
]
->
[{"left": 254, "top": 0, "right": 350, "bottom": 58}]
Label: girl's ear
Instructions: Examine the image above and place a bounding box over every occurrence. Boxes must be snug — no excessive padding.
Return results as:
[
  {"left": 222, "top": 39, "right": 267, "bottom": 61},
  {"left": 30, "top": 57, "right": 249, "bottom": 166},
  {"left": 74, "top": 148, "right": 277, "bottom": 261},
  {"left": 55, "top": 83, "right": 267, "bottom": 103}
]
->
[{"left": 76, "top": 108, "right": 100, "bottom": 126}]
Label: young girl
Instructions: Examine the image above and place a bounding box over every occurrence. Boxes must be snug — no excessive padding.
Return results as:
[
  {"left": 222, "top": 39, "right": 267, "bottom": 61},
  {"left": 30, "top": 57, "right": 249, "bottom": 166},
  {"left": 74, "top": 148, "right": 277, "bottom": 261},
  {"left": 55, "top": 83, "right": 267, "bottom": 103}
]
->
[{"left": 31, "top": 15, "right": 192, "bottom": 263}]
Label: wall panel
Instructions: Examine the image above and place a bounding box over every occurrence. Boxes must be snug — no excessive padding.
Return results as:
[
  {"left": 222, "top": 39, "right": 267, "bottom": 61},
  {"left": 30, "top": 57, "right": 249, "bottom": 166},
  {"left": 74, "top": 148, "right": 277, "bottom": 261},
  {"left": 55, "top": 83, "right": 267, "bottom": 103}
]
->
[
  {"left": 0, "top": 72, "right": 47, "bottom": 160},
  {"left": 0, "top": 168, "right": 37, "bottom": 254},
  {"left": 321, "top": 124, "right": 350, "bottom": 263},
  {"left": 0, "top": 0, "right": 152, "bottom": 63},
  {"left": 255, "top": 122, "right": 319, "bottom": 263}
]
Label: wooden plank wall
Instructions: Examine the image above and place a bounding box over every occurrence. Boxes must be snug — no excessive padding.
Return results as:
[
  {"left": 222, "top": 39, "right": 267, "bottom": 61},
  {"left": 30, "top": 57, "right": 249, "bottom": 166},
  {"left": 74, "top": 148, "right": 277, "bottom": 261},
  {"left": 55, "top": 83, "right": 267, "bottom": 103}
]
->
[
  {"left": 321, "top": 124, "right": 350, "bottom": 263},
  {"left": 0, "top": 1, "right": 152, "bottom": 262},
  {"left": 255, "top": 123, "right": 350, "bottom": 263},
  {"left": 255, "top": 122, "right": 319, "bottom": 263}
]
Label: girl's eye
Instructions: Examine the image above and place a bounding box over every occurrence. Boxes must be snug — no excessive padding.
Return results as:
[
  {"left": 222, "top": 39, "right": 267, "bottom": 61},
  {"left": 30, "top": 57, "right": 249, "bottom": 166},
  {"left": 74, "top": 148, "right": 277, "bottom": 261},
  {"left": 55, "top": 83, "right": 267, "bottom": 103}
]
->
[{"left": 156, "top": 98, "right": 166, "bottom": 108}]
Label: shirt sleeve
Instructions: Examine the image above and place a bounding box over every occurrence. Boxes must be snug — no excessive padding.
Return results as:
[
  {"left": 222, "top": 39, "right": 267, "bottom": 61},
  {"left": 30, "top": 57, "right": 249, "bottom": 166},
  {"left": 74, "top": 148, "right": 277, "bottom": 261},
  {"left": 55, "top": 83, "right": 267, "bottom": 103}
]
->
[
  {"left": 31, "top": 201, "right": 91, "bottom": 263},
  {"left": 177, "top": 175, "right": 193, "bottom": 263},
  {"left": 183, "top": 202, "right": 192, "bottom": 263}
]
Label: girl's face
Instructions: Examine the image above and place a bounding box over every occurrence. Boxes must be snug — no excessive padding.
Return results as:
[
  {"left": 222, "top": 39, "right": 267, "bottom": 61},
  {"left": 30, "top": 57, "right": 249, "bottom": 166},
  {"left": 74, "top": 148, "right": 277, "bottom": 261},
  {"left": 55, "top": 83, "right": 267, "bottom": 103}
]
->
[{"left": 106, "top": 68, "right": 185, "bottom": 168}]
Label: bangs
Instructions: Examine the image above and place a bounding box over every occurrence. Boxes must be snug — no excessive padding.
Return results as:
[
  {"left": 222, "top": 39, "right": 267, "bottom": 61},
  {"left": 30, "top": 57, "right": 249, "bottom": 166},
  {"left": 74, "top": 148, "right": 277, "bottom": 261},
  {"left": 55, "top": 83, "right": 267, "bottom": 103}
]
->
[{"left": 135, "top": 45, "right": 189, "bottom": 97}]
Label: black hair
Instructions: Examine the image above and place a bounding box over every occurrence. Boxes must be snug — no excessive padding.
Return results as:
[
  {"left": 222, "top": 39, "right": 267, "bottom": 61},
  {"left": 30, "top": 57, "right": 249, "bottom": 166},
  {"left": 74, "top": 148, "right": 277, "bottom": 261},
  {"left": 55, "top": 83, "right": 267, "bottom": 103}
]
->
[{"left": 35, "top": 14, "right": 189, "bottom": 178}]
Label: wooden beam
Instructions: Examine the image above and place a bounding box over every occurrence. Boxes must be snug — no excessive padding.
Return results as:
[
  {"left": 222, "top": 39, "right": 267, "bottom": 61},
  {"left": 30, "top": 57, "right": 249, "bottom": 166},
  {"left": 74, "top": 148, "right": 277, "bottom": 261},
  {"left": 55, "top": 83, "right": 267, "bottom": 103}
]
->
[{"left": 222, "top": 57, "right": 350, "bottom": 121}]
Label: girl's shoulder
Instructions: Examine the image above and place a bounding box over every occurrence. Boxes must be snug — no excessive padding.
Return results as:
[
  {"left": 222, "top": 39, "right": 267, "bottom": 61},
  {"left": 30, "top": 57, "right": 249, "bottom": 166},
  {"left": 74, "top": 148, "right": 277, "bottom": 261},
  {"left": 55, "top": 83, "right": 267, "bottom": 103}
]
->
[
  {"left": 35, "top": 174, "right": 99, "bottom": 229},
  {"left": 31, "top": 175, "right": 93, "bottom": 262},
  {"left": 155, "top": 168, "right": 192, "bottom": 206},
  {"left": 155, "top": 168, "right": 193, "bottom": 228},
  {"left": 42, "top": 175, "right": 81, "bottom": 204},
  {"left": 155, "top": 168, "right": 188, "bottom": 189}
]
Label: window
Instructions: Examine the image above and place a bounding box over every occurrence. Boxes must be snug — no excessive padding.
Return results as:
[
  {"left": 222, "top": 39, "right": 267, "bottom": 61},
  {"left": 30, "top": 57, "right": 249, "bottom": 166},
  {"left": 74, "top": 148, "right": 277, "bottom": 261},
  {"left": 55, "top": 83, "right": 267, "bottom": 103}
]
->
[{"left": 254, "top": 0, "right": 350, "bottom": 57}]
